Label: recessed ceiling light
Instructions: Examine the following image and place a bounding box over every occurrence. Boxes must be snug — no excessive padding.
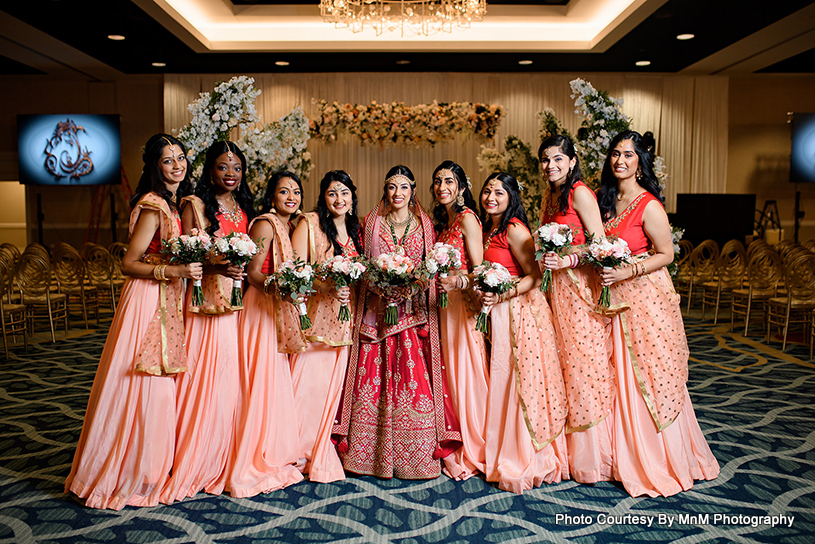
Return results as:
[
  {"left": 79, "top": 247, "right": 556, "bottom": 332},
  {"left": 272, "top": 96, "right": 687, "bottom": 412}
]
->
[
  {"left": 107, "top": 34, "right": 125, "bottom": 41},
  {"left": 518, "top": 60, "right": 533, "bottom": 65},
  {"left": 396, "top": 60, "right": 411, "bottom": 65},
  {"left": 635, "top": 60, "right": 651, "bottom": 67},
  {"left": 676, "top": 33, "right": 695, "bottom": 40},
  {"left": 152, "top": 62, "right": 166, "bottom": 67},
  {"left": 275, "top": 61, "right": 290, "bottom": 66}
]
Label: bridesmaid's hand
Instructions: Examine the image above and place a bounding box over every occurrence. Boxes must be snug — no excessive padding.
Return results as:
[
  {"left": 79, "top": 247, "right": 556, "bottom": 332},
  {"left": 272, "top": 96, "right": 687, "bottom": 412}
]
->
[
  {"left": 335, "top": 285, "right": 351, "bottom": 305},
  {"left": 479, "top": 290, "right": 499, "bottom": 309},
  {"left": 598, "top": 266, "right": 631, "bottom": 286},
  {"left": 438, "top": 275, "right": 458, "bottom": 293},
  {"left": 225, "top": 264, "right": 246, "bottom": 281},
  {"left": 172, "top": 262, "right": 203, "bottom": 280},
  {"left": 384, "top": 285, "right": 413, "bottom": 304},
  {"left": 542, "top": 252, "right": 568, "bottom": 271}
]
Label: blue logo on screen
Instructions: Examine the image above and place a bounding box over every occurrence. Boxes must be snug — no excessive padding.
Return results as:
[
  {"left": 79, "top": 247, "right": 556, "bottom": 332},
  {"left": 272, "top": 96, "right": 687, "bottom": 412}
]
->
[{"left": 44, "top": 119, "right": 94, "bottom": 182}]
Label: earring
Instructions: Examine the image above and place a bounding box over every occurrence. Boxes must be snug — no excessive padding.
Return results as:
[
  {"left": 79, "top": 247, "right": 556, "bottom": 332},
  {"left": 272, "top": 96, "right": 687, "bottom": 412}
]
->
[
  {"left": 636, "top": 168, "right": 642, "bottom": 180},
  {"left": 270, "top": 204, "right": 277, "bottom": 214},
  {"left": 456, "top": 193, "right": 465, "bottom": 207}
]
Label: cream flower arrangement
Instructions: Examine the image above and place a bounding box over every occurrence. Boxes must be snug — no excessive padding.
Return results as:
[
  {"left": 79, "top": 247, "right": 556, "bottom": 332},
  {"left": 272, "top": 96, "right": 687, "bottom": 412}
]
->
[
  {"left": 310, "top": 99, "right": 503, "bottom": 148},
  {"left": 175, "top": 76, "right": 312, "bottom": 205}
]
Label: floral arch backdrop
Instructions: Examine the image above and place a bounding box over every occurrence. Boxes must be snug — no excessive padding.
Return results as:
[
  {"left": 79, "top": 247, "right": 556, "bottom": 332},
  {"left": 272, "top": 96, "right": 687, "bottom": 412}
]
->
[{"left": 164, "top": 73, "right": 728, "bottom": 216}]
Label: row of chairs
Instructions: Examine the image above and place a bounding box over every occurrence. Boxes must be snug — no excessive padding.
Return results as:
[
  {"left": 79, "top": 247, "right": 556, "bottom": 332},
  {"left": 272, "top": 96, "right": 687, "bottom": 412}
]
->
[
  {"left": 0, "top": 242, "right": 128, "bottom": 357},
  {"left": 674, "top": 238, "right": 815, "bottom": 354}
]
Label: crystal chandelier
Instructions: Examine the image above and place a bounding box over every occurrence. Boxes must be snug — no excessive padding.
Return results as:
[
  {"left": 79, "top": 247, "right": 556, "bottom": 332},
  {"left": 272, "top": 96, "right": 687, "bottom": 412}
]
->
[{"left": 320, "top": 0, "right": 487, "bottom": 37}]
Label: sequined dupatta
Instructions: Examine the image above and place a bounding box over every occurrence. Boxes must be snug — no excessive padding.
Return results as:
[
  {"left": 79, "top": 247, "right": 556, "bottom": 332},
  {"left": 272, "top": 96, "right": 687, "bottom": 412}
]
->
[
  {"left": 130, "top": 192, "right": 187, "bottom": 376},
  {"left": 251, "top": 213, "right": 307, "bottom": 354},
  {"left": 299, "top": 212, "right": 354, "bottom": 347}
]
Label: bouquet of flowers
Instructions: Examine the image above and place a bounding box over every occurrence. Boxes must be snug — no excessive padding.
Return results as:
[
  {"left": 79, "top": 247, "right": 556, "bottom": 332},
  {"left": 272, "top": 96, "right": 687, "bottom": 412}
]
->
[
  {"left": 472, "top": 261, "right": 516, "bottom": 334},
  {"left": 666, "top": 224, "right": 685, "bottom": 277},
  {"left": 162, "top": 228, "right": 213, "bottom": 307},
  {"left": 273, "top": 258, "right": 315, "bottom": 329},
  {"left": 366, "top": 250, "right": 416, "bottom": 326},
  {"left": 584, "top": 236, "right": 632, "bottom": 307},
  {"left": 317, "top": 255, "right": 367, "bottom": 322},
  {"left": 535, "top": 223, "right": 575, "bottom": 293},
  {"left": 213, "top": 232, "right": 259, "bottom": 307},
  {"left": 422, "top": 242, "right": 462, "bottom": 308}
]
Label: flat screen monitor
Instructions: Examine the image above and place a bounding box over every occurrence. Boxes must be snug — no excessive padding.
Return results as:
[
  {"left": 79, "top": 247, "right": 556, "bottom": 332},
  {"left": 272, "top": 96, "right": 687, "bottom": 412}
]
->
[
  {"left": 791, "top": 112, "right": 815, "bottom": 184},
  {"left": 17, "top": 114, "right": 121, "bottom": 185},
  {"left": 673, "top": 194, "right": 756, "bottom": 247}
]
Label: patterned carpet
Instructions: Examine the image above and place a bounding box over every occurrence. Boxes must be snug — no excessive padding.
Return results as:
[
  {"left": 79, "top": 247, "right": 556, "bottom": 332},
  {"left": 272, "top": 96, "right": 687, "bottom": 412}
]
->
[{"left": 1, "top": 313, "right": 815, "bottom": 544}]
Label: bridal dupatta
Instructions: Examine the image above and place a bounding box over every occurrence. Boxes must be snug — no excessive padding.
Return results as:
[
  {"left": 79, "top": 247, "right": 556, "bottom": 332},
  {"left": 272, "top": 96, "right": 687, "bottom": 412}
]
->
[{"left": 333, "top": 199, "right": 462, "bottom": 476}]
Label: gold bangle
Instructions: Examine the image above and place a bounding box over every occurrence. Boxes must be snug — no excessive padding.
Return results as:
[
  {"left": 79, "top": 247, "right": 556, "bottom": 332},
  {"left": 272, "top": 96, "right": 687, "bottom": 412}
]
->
[
  {"left": 153, "top": 264, "right": 167, "bottom": 281},
  {"left": 263, "top": 275, "right": 274, "bottom": 295},
  {"left": 641, "top": 262, "right": 648, "bottom": 275}
]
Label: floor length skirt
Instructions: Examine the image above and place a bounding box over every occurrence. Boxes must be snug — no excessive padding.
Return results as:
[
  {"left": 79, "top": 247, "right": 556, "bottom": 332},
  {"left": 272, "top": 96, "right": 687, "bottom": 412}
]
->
[
  {"left": 610, "top": 315, "right": 720, "bottom": 497},
  {"left": 548, "top": 267, "right": 614, "bottom": 484},
  {"left": 225, "top": 287, "right": 303, "bottom": 497},
  {"left": 484, "top": 301, "right": 568, "bottom": 494},
  {"left": 160, "top": 307, "right": 240, "bottom": 503},
  {"left": 290, "top": 343, "right": 348, "bottom": 483},
  {"left": 440, "top": 290, "right": 489, "bottom": 480},
  {"left": 65, "top": 278, "right": 177, "bottom": 510}
]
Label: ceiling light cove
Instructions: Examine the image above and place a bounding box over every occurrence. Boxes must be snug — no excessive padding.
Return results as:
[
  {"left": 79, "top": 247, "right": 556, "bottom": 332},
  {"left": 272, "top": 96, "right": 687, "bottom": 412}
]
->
[{"left": 143, "top": 0, "right": 655, "bottom": 53}]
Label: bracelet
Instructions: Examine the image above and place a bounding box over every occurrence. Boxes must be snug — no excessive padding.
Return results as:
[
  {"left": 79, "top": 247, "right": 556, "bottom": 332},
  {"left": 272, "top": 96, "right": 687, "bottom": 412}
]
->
[
  {"left": 569, "top": 254, "right": 579, "bottom": 268},
  {"left": 641, "top": 262, "right": 648, "bottom": 275},
  {"left": 153, "top": 264, "right": 167, "bottom": 281},
  {"left": 461, "top": 275, "right": 469, "bottom": 290},
  {"left": 263, "top": 275, "right": 274, "bottom": 295}
]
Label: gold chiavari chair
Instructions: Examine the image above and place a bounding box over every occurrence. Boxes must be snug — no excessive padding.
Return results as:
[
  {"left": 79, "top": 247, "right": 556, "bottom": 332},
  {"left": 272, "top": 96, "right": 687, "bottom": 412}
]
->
[
  {"left": 802, "top": 239, "right": 815, "bottom": 253},
  {"left": 15, "top": 252, "right": 68, "bottom": 342},
  {"left": 53, "top": 243, "right": 99, "bottom": 328},
  {"left": 84, "top": 244, "right": 122, "bottom": 311},
  {"left": 677, "top": 239, "right": 719, "bottom": 315},
  {"left": 108, "top": 242, "right": 128, "bottom": 283},
  {"left": 810, "top": 309, "right": 815, "bottom": 360},
  {"left": 701, "top": 239, "right": 747, "bottom": 323},
  {"left": 731, "top": 247, "right": 783, "bottom": 336},
  {"left": 766, "top": 252, "right": 815, "bottom": 350},
  {"left": 0, "top": 255, "right": 27, "bottom": 358}
]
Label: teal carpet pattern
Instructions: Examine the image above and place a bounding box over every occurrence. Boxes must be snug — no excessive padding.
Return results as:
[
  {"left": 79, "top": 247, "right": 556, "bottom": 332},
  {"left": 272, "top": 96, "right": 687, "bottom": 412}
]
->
[{"left": 2, "top": 317, "right": 815, "bottom": 543}]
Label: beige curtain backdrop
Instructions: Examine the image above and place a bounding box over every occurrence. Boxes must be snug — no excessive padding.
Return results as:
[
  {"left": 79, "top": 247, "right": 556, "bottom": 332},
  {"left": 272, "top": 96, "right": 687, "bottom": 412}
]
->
[{"left": 163, "top": 73, "right": 728, "bottom": 215}]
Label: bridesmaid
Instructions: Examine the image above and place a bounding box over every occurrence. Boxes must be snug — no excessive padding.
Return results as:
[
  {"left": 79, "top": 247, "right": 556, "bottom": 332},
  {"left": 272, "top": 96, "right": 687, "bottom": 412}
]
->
[
  {"left": 290, "top": 170, "right": 362, "bottom": 483},
  {"left": 334, "top": 165, "right": 461, "bottom": 479},
  {"left": 597, "top": 130, "right": 719, "bottom": 497},
  {"left": 430, "top": 161, "right": 490, "bottom": 481},
  {"left": 477, "top": 172, "right": 569, "bottom": 494},
  {"left": 161, "top": 141, "right": 254, "bottom": 504},
  {"left": 538, "top": 135, "right": 613, "bottom": 484},
  {"left": 65, "top": 134, "right": 202, "bottom": 509},
  {"left": 226, "top": 171, "right": 307, "bottom": 498}
]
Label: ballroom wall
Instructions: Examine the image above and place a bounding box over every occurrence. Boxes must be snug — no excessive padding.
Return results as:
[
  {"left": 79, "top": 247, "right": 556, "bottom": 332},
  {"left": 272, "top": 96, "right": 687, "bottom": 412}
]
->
[
  {"left": 0, "top": 72, "right": 813, "bottom": 248},
  {"left": 0, "top": 75, "right": 164, "bottom": 248},
  {"left": 727, "top": 75, "right": 815, "bottom": 241}
]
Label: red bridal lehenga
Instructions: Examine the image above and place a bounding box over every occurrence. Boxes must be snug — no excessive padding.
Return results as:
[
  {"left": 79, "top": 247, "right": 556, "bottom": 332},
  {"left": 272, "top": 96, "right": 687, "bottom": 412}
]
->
[
  {"left": 333, "top": 202, "right": 461, "bottom": 479},
  {"left": 65, "top": 193, "right": 186, "bottom": 510},
  {"left": 482, "top": 218, "right": 569, "bottom": 493},
  {"left": 225, "top": 212, "right": 305, "bottom": 497},
  {"left": 160, "top": 196, "right": 247, "bottom": 503},
  {"left": 437, "top": 208, "right": 490, "bottom": 480},
  {"left": 604, "top": 192, "right": 719, "bottom": 497},
  {"left": 540, "top": 182, "right": 614, "bottom": 483},
  {"left": 289, "top": 212, "right": 357, "bottom": 483}
]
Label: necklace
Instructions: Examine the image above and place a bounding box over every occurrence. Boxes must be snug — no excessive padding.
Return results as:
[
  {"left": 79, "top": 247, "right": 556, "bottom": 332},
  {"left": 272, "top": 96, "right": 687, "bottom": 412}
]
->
[
  {"left": 483, "top": 228, "right": 498, "bottom": 251},
  {"left": 388, "top": 213, "right": 412, "bottom": 247},
  {"left": 218, "top": 196, "right": 243, "bottom": 225},
  {"left": 387, "top": 212, "right": 411, "bottom": 227}
]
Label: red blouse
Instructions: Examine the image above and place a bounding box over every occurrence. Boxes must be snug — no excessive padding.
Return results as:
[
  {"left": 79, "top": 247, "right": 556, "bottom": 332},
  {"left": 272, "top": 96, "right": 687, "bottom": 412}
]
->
[
  {"left": 603, "top": 192, "right": 660, "bottom": 255},
  {"left": 483, "top": 217, "right": 526, "bottom": 276},
  {"left": 437, "top": 208, "right": 478, "bottom": 272},
  {"left": 146, "top": 206, "right": 181, "bottom": 254},
  {"left": 540, "top": 181, "right": 593, "bottom": 245}
]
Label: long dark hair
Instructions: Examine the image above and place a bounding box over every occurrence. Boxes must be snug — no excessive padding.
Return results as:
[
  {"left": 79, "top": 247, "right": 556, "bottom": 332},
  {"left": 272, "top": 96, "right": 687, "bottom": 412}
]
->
[
  {"left": 596, "top": 130, "right": 664, "bottom": 220},
  {"left": 315, "top": 170, "right": 363, "bottom": 256},
  {"left": 431, "top": 160, "right": 477, "bottom": 233},
  {"left": 130, "top": 133, "right": 192, "bottom": 210},
  {"left": 261, "top": 171, "right": 304, "bottom": 215},
  {"left": 479, "top": 172, "right": 530, "bottom": 239},
  {"left": 382, "top": 165, "right": 416, "bottom": 206},
  {"left": 538, "top": 134, "right": 583, "bottom": 214},
  {"left": 195, "top": 141, "right": 256, "bottom": 235}
]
